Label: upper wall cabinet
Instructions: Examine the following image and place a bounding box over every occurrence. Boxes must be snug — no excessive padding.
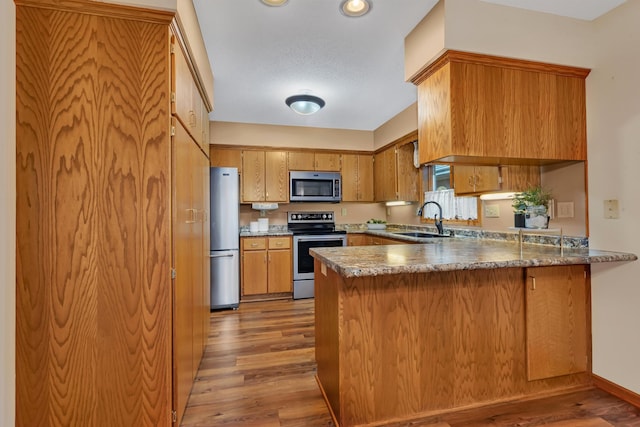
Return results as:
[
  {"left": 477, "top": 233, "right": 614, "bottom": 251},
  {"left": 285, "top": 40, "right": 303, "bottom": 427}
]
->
[
  {"left": 242, "top": 150, "right": 288, "bottom": 203},
  {"left": 374, "top": 142, "right": 419, "bottom": 202},
  {"left": 210, "top": 146, "right": 242, "bottom": 171},
  {"left": 341, "top": 154, "right": 374, "bottom": 202},
  {"left": 288, "top": 151, "right": 341, "bottom": 171},
  {"left": 173, "top": 40, "right": 209, "bottom": 155},
  {"left": 411, "top": 51, "right": 590, "bottom": 165}
]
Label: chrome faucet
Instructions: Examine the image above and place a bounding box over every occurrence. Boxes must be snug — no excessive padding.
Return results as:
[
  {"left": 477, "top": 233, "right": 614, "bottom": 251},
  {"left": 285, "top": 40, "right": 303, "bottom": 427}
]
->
[{"left": 417, "top": 201, "right": 444, "bottom": 235}]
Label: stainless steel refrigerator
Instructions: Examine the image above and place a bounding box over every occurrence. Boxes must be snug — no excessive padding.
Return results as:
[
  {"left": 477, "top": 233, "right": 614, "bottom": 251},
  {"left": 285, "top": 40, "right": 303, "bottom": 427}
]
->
[{"left": 210, "top": 167, "right": 240, "bottom": 309}]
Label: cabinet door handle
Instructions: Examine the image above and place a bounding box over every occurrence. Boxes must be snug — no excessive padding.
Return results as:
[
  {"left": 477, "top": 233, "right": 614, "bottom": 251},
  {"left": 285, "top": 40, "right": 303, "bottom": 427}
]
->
[
  {"left": 529, "top": 275, "right": 536, "bottom": 290},
  {"left": 185, "top": 208, "right": 196, "bottom": 224},
  {"left": 275, "top": 242, "right": 283, "bottom": 247},
  {"left": 250, "top": 242, "right": 258, "bottom": 247}
]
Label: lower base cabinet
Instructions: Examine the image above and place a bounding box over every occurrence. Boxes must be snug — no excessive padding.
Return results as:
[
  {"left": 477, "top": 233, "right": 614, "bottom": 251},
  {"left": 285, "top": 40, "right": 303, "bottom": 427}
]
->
[
  {"left": 241, "top": 236, "right": 292, "bottom": 298},
  {"left": 525, "top": 265, "right": 588, "bottom": 381},
  {"left": 347, "top": 233, "right": 415, "bottom": 246}
]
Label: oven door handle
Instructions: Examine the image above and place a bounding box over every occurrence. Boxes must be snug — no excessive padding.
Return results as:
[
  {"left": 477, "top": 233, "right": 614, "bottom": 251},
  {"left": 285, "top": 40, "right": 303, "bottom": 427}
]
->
[{"left": 295, "top": 236, "right": 346, "bottom": 243}]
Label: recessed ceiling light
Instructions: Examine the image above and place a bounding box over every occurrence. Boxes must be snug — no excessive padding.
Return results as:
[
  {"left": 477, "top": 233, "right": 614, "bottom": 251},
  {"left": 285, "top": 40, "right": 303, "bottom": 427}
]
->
[
  {"left": 285, "top": 95, "right": 326, "bottom": 115},
  {"left": 260, "top": 0, "right": 288, "bottom": 6},
  {"left": 340, "top": 0, "right": 371, "bottom": 17}
]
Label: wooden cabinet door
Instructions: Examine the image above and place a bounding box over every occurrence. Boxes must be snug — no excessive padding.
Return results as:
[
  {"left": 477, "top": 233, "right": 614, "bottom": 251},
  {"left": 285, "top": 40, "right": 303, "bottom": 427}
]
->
[
  {"left": 242, "top": 250, "right": 268, "bottom": 295},
  {"left": 173, "top": 38, "right": 193, "bottom": 131},
  {"left": 173, "top": 120, "right": 195, "bottom": 424},
  {"left": 347, "top": 234, "right": 368, "bottom": 246},
  {"left": 358, "top": 154, "right": 374, "bottom": 202},
  {"left": 268, "top": 250, "right": 292, "bottom": 293},
  {"left": 473, "top": 166, "right": 501, "bottom": 193},
  {"left": 210, "top": 147, "right": 242, "bottom": 171},
  {"left": 315, "top": 153, "right": 341, "bottom": 171},
  {"left": 202, "top": 101, "right": 210, "bottom": 154},
  {"left": 374, "top": 151, "right": 385, "bottom": 202},
  {"left": 525, "top": 265, "right": 588, "bottom": 381},
  {"left": 374, "top": 149, "right": 396, "bottom": 202},
  {"left": 501, "top": 165, "right": 541, "bottom": 192},
  {"left": 341, "top": 154, "right": 359, "bottom": 202},
  {"left": 265, "top": 151, "right": 288, "bottom": 202},
  {"left": 242, "top": 150, "right": 265, "bottom": 202},
  {"left": 396, "top": 143, "right": 418, "bottom": 201},
  {"left": 288, "top": 151, "right": 315, "bottom": 170},
  {"left": 453, "top": 165, "right": 478, "bottom": 194},
  {"left": 453, "top": 165, "right": 500, "bottom": 194}
]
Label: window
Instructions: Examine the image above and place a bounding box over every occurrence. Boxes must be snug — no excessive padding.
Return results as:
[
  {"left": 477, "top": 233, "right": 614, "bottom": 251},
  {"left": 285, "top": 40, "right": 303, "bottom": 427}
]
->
[{"left": 421, "top": 165, "right": 481, "bottom": 224}]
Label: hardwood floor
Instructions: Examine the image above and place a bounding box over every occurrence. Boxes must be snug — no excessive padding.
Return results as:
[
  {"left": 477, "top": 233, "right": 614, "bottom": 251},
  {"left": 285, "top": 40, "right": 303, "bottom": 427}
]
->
[{"left": 181, "top": 299, "right": 640, "bottom": 427}]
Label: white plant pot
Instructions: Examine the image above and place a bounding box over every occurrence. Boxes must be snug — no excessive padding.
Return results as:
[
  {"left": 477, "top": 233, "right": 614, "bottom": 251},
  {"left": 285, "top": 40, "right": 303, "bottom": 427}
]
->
[{"left": 525, "top": 205, "right": 549, "bottom": 229}]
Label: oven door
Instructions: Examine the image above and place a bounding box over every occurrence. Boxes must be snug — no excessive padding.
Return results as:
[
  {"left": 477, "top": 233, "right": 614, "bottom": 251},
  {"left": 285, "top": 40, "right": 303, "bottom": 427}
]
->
[{"left": 293, "top": 234, "right": 346, "bottom": 281}]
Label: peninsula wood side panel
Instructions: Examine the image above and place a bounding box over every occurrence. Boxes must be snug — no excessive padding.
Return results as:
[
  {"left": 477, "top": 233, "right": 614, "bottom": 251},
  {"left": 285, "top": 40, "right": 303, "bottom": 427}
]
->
[{"left": 16, "top": 5, "right": 173, "bottom": 426}]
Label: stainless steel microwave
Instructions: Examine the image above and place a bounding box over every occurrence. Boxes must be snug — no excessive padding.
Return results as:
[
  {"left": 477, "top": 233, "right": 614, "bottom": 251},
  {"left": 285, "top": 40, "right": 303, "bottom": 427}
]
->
[{"left": 289, "top": 171, "right": 341, "bottom": 203}]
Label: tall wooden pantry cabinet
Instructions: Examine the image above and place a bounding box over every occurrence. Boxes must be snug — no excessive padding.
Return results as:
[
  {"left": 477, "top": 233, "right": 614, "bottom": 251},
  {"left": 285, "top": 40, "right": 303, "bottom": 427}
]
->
[{"left": 15, "top": 1, "right": 211, "bottom": 425}]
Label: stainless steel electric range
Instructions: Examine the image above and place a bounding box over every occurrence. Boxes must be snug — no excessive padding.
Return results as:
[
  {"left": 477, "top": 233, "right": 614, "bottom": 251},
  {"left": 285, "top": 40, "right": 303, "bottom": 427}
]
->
[{"left": 287, "top": 211, "right": 347, "bottom": 299}]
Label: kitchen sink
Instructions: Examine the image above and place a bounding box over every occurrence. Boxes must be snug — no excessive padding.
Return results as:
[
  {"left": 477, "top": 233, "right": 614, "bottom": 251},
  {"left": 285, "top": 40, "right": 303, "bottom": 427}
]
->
[{"left": 393, "top": 232, "right": 450, "bottom": 238}]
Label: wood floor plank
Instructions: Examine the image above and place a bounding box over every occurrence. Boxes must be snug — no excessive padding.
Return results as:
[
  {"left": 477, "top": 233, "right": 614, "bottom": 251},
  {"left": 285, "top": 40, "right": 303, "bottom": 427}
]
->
[{"left": 180, "top": 299, "right": 640, "bottom": 427}]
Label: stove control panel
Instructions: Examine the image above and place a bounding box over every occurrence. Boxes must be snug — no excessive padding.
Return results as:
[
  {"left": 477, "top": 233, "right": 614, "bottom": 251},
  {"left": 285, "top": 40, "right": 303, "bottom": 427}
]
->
[{"left": 288, "top": 211, "right": 335, "bottom": 223}]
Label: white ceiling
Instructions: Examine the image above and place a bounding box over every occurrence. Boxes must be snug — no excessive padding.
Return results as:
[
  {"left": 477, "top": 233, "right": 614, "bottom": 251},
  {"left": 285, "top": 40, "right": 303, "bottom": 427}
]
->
[{"left": 193, "top": 0, "right": 625, "bottom": 132}]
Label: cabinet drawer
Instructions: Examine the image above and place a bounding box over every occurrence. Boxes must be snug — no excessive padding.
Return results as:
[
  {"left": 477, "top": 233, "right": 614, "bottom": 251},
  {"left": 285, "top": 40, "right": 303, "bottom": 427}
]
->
[
  {"left": 243, "top": 238, "right": 267, "bottom": 250},
  {"left": 268, "top": 237, "right": 291, "bottom": 250}
]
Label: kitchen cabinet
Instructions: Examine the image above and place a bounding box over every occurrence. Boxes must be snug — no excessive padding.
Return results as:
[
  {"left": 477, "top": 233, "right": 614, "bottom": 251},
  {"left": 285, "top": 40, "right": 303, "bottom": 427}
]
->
[
  {"left": 396, "top": 142, "right": 419, "bottom": 201},
  {"left": 453, "top": 165, "right": 501, "bottom": 195},
  {"left": 15, "top": 2, "right": 212, "bottom": 425},
  {"left": 370, "top": 236, "right": 406, "bottom": 245},
  {"left": 241, "top": 237, "right": 292, "bottom": 297},
  {"left": 341, "top": 154, "right": 374, "bottom": 202},
  {"left": 347, "top": 234, "right": 370, "bottom": 246},
  {"left": 525, "top": 265, "right": 588, "bottom": 381},
  {"left": 500, "top": 165, "right": 541, "bottom": 192},
  {"left": 172, "top": 119, "right": 210, "bottom": 423},
  {"left": 288, "top": 151, "right": 341, "bottom": 171},
  {"left": 210, "top": 146, "right": 242, "bottom": 171},
  {"left": 413, "top": 51, "right": 590, "bottom": 165},
  {"left": 173, "top": 39, "right": 209, "bottom": 155},
  {"left": 374, "top": 143, "right": 419, "bottom": 202},
  {"left": 242, "top": 150, "right": 288, "bottom": 203},
  {"left": 374, "top": 149, "right": 396, "bottom": 201}
]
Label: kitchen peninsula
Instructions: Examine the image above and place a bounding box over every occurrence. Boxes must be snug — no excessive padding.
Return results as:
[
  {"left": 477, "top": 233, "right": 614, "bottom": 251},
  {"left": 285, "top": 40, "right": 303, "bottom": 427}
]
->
[{"left": 311, "top": 240, "right": 636, "bottom": 427}]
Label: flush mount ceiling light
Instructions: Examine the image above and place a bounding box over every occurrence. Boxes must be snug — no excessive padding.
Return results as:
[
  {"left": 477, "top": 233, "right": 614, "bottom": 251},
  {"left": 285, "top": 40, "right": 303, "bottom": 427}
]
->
[
  {"left": 285, "top": 94, "right": 326, "bottom": 115},
  {"left": 260, "top": 0, "right": 288, "bottom": 6},
  {"left": 340, "top": 0, "right": 371, "bottom": 17}
]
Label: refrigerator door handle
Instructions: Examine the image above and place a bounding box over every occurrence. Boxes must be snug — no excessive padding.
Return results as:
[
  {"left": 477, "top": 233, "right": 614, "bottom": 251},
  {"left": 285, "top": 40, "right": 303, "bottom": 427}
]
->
[{"left": 210, "top": 253, "right": 235, "bottom": 258}]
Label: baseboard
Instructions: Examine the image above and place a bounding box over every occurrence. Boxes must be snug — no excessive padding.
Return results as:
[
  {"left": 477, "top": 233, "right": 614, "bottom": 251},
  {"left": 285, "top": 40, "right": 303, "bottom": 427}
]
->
[{"left": 592, "top": 374, "right": 640, "bottom": 409}]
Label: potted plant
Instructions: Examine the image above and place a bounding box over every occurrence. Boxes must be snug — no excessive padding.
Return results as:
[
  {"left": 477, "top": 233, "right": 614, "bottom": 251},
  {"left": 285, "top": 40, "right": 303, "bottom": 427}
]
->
[
  {"left": 511, "top": 186, "right": 553, "bottom": 229},
  {"left": 366, "top": 218, "right": 387, "bottom": 230}
]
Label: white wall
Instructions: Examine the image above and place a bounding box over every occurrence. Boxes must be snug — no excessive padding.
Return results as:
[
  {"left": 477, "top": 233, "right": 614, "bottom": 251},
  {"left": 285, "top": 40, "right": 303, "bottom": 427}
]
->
[
  {"left": 1, "top": 1, "right": 16, "bottom": 425},
  {"left": 587, "top": 0, "right": 640, "bottom": 394},
  {"left": 444, "top": 0, "right": 593, "bottom": 67}
]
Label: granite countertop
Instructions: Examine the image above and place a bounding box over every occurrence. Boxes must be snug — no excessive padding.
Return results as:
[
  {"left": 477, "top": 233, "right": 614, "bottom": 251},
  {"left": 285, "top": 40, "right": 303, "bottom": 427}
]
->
[
  {"left": 240, "top": 230, "right": 292, "bottom": 237},
  {"left": 310, "top": 239, "right": 637, "bottom": 278}
]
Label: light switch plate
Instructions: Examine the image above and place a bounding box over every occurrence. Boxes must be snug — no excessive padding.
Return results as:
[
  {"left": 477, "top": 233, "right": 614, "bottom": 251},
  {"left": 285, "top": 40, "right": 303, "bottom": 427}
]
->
[
  {"left": 556, "top": 201, "right": 574, "bottom": 218},
  {"left": 604, "top": 199, "right": 619, "bottom": 219}
]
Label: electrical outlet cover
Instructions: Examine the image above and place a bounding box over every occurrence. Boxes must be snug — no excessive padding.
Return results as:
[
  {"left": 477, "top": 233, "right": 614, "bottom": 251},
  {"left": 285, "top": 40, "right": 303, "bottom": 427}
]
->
[{"left": 604, "top": 199, "right": 619, "bottom": 219}]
